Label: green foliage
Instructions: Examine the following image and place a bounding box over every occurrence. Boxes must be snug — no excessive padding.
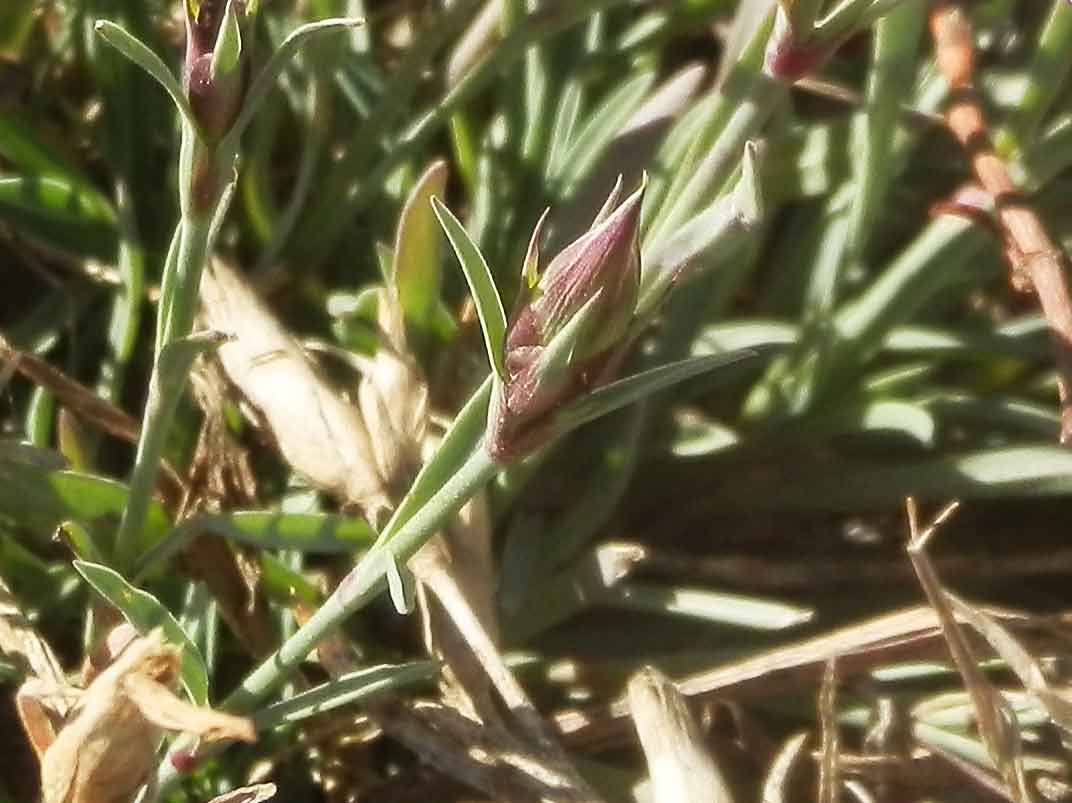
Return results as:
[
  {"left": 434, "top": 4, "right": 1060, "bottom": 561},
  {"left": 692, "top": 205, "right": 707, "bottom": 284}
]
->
[{"left": 2, "top": 2, "right": 1072, "bottom": 800}]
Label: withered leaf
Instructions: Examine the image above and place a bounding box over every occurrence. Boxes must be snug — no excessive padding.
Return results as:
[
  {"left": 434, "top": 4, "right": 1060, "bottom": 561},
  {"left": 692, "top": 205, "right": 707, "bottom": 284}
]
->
[
  {"left": 206, "top": 783, "right": 277, "bottom": 803},
  {"left": 35, "top": 629, "right": 254, "bottom": 803}
]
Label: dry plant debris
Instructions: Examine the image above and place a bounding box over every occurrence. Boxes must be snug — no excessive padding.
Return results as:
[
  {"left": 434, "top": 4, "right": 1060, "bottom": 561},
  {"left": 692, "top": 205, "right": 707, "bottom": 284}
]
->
[
  {"left": 17, "top": 627, "right": 254, "bottom": 803},
  {"left": 627, "top": 665, "right": 734, "bottom": 803},
  {"left": 930, "top": 2, "right": 1072, "bottom": 440}
]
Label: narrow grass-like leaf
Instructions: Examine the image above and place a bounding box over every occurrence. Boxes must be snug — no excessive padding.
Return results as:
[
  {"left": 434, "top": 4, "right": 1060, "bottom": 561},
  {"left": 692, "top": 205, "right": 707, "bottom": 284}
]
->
[
  {"left": 552, "top": 68, "right": 656, "bottom": 194},
  {"left": 996, "top": 0, "right": 1072, "bottom": 156},
  {"left": 223, "top": 18, "right": 362, "bottom": 148},
  {"left": 57, "top": 520, "right": 106, "bottom": 563},
  {"left": 807, "top": 398, "right": 937, "bottom": 446},
  {"left": 431, "top": 198, "right": 507, "bottom": 378},
  {"left": 251, "top": 661, "right": 437, "bottom": 729},
  {"left": 93, "top": 20, "right": 198, "bottom": 132},
  {"left": 639, "top": 142, "right": 764, "bottom": 317},
  {"left": 384, "top": 551, "right": 415, "bottom": 615},
  {"left": 73, "top": 560, "right": 210, "bottom": 705},
  {"left": 555, "top": 350, "right": 757, "bottom": 436},
  {"left": 711, "top": 446, "right": 1072, "bottom": 511},
  {"left": 394, "top": 161, "right": 448, "bottom": 331},
  {"left": 611, "top": 582, "right": 814, "bottom": 630},
  {"left": 134, "top": 511, "right": 377, "bottom": 580},
  {"left": 0, "top": 176, "right": 118, "bottom": 259},
  {"left": 115, "top": 330, "right": 229, "bottom": 571},
  {"left": 846, "top": 1, "right": 925, "bottom": 257},
  {"left": 0, "top": 117, "right": 116, "bottom": 217},
  {"left": 259, "top": 552, "right": 320, "bottom": 606},
  {"left": 0, "top": 443, "right": 170, "bottom": 542}
]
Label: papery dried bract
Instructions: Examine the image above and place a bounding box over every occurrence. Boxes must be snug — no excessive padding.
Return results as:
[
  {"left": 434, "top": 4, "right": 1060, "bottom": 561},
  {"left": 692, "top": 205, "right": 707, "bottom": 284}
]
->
[
  {"left": 200, "top": 260, "right": 393, "bottom": 519},
  {"left": 357, "top": 285, "right": 429, "bottom": 498},
  {"left": 37, "top": 628, "right": 254, "bottom": 803}
]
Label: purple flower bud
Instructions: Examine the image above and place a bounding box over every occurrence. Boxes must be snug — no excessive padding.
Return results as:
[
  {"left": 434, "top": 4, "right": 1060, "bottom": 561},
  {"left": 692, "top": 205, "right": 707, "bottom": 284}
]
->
[
  {"left": 487, "top": 178, "right": 645, "bottom": 461},
  {"left": 184, "top": 0, "right": 250, "bottom": 140}
]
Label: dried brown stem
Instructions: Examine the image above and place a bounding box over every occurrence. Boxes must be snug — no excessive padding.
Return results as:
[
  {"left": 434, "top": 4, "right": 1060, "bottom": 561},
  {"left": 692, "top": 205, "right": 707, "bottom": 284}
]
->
[
  {"left": 0, "top": 334, "right": 184, "bottom": 500},
  {"left": 554, "top": 603, "right": 1069, "bottom": 752},
  {"left": 930, "top": 2, "right": 1072, "bottom": 441}
]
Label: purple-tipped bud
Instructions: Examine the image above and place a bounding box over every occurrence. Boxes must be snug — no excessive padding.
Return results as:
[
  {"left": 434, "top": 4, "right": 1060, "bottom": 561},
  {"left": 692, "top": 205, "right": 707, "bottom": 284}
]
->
[
  {"left": 184, "top": 0, "right": 251, "bottom": 140},
  {"left": 487, "top": 178, "right": 645, "bottom": 461}
]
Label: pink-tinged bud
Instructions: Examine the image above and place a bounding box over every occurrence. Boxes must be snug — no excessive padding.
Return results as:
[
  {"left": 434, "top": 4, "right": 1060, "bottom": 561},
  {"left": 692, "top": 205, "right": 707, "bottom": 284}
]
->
[
  {"left": 487, "top": 178, "right": 645, "bottom": 461},
  {"left": 185, "top": 0, "right": 250, "bottom": 140},
  {"left": 171, "top": 749, "right": 203, "bottom": 773},
  {"left": 765, "top": 34, "right": 831, "bottom": 81}
]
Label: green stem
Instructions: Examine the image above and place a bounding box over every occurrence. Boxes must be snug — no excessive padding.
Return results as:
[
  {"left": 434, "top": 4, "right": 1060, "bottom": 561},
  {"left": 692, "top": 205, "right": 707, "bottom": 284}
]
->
[
  {"left": 113, "top": 212, "right": 213, "bottom": 571},
  {"left": 223, "top": 444, "right": 498, "bottom": 712}
]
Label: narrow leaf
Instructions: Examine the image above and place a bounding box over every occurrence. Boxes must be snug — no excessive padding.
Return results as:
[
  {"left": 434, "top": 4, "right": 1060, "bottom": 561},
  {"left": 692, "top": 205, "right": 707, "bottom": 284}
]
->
[
  {"left": 251, "top": 661, "right": 437, "bottom": 729},
  {"left": 381, "top": 375, "right": 493, "bottom": 541},
  {"left": 224, "top": 18, "right": 362, "bottom": 147},
  {"left": 134, "top": 511, "right": 377, "bottom": 580},
  {"left": 431, "top": 198, "right": 507, "bottom": 378},
  {"left": 73, "top": 560, "right": 210, "bottom": 705},
  {"left": 384, "top": 551, "right": 416, "bottom": 615},
  {"left": 93, "top": 21, "right": 198, "bottom": 132},
  {"left": 394, "top": 160, "right": 448, "bottom": 330},
  {"left": 210, "top": 0, "right": 243, "bottom": 80},
  {"left": 556, "top": 349, "right": 757, "bottom": 436}
]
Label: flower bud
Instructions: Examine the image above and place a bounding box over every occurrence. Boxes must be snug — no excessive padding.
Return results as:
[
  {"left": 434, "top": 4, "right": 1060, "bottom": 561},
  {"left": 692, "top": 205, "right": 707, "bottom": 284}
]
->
[
  {"left": 487, "top": 178, "right": 645, "bottom": 460},
  {"left": 185, "top": 0, "right": 251, "bottom": 140}
]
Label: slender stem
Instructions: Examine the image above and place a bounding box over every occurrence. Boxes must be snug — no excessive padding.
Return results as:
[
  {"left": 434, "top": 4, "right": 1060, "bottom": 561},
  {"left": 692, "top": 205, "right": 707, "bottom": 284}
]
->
[
  {"left": 223, "top": 445, "right": 498, "bottom": 712},
  {"left": 113, "top": 212, "right": 212, "bottom": 571}
]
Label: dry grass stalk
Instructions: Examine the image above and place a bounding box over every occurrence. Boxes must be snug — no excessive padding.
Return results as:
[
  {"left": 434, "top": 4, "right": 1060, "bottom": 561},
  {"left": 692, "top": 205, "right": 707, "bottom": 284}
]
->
[
  {"left": 930, "top": 2, "right": 1072, "bottom": 441},
  {"left": 940, "top": 594, "right": 1072, "bottom": 736},
  {"left": 761, "top": 732, "right": 809, "bottom": 803},
  {"left": 555, "top": 600, "right": 1058, "bottom": 751},
  {"left": 205, "top": 784, "right": 277, "bottom": 803},
  {"left": 20, "top": 628, "right": 254, "bottom": 803},
  {"left": 627, "top": 666, "right": 734, "bottom": 803},
  {"left": 905, "top": 498, "right": 1033, "bottom": 803},
  {"left": 817, "top": 659, "right": 840, "bottom": 803},
  {"left": 0, "top": 333, "right": 185, "bottom": 499},
  {"left": 0, "top": 574, "right": 67, "bottom": 694}
]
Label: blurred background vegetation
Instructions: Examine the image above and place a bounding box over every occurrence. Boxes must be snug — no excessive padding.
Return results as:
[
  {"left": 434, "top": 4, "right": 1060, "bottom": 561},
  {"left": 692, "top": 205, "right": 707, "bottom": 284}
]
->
[{"left": 2, "top": 1, "right": 1072, "bottom": 801}]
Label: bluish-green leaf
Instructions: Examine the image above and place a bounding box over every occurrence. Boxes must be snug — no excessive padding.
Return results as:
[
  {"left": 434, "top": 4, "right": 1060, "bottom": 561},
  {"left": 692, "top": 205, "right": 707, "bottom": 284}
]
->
[
  {"left": 223, "top": 18, "right": 362, "bottom": 148},
  {"left": 73, "top": 560, "right": 210, "bottom": 705},
  {"left": 394, "top": 160, "right": 448, "bottom": 332},
  {"left": 94, "top": 20, "right": 198, "bottom": 131},
  {"left": 381, "top": 375, "right": 493, "bottom": 542},
  {"left": 556, "top": 349, "right": 758, "bottom": 436},
  {"left": 384, "top": 550, "right": 415, "bottom": 615},
  {"left": 134, "top": 511, "right": 378, "bottom": 580},
  {"left": 252, "top": 661, "right": 437, "bottom": 729},
  {"left": 431, "top": 198, "right": 507, "bottom": 378}
]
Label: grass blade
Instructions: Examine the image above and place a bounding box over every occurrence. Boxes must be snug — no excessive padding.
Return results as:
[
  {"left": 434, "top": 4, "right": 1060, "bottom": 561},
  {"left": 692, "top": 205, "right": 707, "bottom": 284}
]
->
[
  {"left": 432, "top": 198, "right": 508, "bottom": 378},
  {"left": 74, "top": 560, "right": 210, "bottom": 705}
]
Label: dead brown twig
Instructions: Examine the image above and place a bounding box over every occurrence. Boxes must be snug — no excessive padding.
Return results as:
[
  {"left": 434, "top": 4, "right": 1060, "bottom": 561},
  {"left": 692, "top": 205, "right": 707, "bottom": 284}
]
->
[{"left": 930, "top": 2, "right": 1072, "bottom": 442}]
